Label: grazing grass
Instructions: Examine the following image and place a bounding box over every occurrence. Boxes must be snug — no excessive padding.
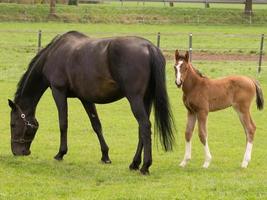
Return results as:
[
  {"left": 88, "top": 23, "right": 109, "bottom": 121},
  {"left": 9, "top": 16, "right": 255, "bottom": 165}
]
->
[
  {"left": 0, "top": 3, "right": 267, "bottom": 24},
  {"left": 0, "top": 22, "right": 267, "bottom": 199}
]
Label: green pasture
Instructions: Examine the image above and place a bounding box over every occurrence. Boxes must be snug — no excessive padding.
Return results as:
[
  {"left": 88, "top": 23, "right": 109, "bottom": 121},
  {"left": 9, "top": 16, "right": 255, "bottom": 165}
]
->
[
  {"left": 0, "top": 3, "right": 267, "bottom": 24},
  {"left": 0, "top": 23, "right": 267, "bottom": 199}
]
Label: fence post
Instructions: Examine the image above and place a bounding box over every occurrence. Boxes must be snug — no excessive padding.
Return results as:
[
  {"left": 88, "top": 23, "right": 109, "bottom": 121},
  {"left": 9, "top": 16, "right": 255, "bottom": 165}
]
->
[
  {"left": 189, "top": 33, "right": 192, "bottom": 62},
  {"left": 258, "top": 34, "right": 264, "bottom": 74},
  {"left": 157, "top": 32, "right": 161, "bottom": 48},
  {"left": 38, "top": 30, "right": 42, "bottom": 52}
]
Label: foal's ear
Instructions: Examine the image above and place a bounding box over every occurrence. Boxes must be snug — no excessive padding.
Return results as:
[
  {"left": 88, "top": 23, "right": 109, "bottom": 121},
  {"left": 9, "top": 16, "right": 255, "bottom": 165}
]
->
[
  {"left": 175, "top": 49, "right": 179, "bottom": 61},
  {"left": 185, "top": 51, "right": 189, "bottom": 62},
  {"left": 8, "top": 99, "right": 16, "bottom": 110}
]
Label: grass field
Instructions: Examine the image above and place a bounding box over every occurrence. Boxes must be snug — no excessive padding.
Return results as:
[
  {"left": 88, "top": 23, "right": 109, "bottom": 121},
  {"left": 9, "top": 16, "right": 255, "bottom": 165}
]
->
[
  {"left": 0, "top": 22, "right": 267, "bottom": 199},
  {"left": 1, "top": 3, "right": 267, "bottom": 24}
]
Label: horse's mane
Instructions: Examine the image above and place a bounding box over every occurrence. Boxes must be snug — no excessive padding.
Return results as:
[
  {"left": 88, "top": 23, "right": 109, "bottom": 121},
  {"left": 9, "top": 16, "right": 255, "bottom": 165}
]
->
[
  {"left": 14, "top": 31, "right": 88, "bottom": 102},
  {"left": 14, "top": 34, "right": 61, "bottom": 102}
]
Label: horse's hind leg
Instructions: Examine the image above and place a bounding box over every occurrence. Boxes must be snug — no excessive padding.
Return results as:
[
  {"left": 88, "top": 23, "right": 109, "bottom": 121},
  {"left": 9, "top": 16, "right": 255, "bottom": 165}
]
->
[
  {"left": 197, "top": 111, "right": 212, "bottom": 168},
  {"left": 128, "top": 96, "right": 152, "bottom": 175},
  {"left": 129, "top": 94, "right": 152, "bottom": 171},
  {"left": 81, "top": 101, "right": 111, "bottom": 164},
  {"left": 51, "top": 87, "right": 68, "bottom": 160},
  {"left": 179, "top": 111, "right": 196, "bottom": 167},
  {"left": 235, "top": 107, "right": 256, "bottom": 168}
]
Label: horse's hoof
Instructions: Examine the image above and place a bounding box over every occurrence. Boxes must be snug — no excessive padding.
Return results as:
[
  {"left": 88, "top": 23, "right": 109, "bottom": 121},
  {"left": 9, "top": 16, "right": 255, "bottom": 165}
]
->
[
  {"left": 54, "top": 154, "right": 64, "bottom": 161},
  {"left": 129, "top": 163, "right": 139, "bottom": 171},
  {"left": 140, "top": 168, "right": 150, "bottom": 175},
  {"left": 101, "top": 159, "right": 112, "bottom": 164}
]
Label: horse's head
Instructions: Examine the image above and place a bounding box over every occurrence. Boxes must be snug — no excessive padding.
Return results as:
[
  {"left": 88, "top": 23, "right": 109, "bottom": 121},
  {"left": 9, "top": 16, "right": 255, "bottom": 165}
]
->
[
  {"left": 174, "top": 50, "right": 190, "bottom": 88},
  {"left": 8, "top": 99, "right": 39, "bottom": 156}
]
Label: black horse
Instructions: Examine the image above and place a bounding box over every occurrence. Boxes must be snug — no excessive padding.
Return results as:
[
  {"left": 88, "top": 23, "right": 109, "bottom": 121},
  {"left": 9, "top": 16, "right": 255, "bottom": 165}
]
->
[{"left": 8, "top": 31, "right": 174, "bottom": 174}]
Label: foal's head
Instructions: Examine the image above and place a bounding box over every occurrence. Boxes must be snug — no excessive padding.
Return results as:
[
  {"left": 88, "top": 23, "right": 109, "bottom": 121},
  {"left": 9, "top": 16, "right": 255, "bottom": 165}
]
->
[{"left": 174, "top": 50, "right": 190, "bottom": 88}]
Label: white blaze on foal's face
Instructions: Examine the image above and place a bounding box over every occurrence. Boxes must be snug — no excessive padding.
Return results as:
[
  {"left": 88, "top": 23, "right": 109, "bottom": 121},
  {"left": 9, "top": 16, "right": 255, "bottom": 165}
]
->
[{"left": 175, "top": 60, "right": 184, "bottom": 87}]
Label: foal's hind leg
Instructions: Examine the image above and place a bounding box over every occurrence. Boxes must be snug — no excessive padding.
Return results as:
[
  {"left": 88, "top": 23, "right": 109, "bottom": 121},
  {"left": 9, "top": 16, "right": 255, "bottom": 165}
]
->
[
  {"left": 128, "top": 96, "right": 152, "bottom": 175},
  {"left": 179, "top": 112, "right": 196, "bottom": 167},
  {"left": 235, "top": 108, "right": 256, "bottom": 168},
  {"left": 81, "top": 101, "right": 111, "bottom": 164},
  {"left": 197, "top": 111, "right": 212, "bottom": 168}
]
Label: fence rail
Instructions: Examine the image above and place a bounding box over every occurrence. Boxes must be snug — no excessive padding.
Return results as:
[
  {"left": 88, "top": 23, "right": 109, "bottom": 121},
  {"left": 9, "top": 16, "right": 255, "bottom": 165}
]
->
[
  {"left": 80, "top": 0, "right": 267, "bottom": 4},
  {"left": 0, "top": 30, "right": 265, "bottom": 82}
]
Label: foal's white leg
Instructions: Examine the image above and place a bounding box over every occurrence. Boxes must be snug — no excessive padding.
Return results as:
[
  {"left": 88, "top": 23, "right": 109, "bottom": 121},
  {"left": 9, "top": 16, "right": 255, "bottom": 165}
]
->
[
  {"left": 203, "top": 140, "right": 212, "bottom": 168},
  {"left": 241, "top": 142, "right": 253, "bottom": 168},
  {"left": 179, "top": 141, "right": 192, "bottom": 167},
  {"left": 236, "top": 109, "right": 256, "bottom": 168},
  {"left": 197, "top": 111, "right": 212, "bottom": 168},
  {"left": 179, "top": 112, "right": 196, "bottom": 167}
]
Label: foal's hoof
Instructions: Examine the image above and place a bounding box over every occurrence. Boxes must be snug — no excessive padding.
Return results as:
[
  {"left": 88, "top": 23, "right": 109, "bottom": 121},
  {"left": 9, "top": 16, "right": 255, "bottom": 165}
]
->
[
  {"left": 179, "top": 160, "right": 187, "bottom": 168},
  {"left": 241, "top": 160, "right": 249, "bottom": 168},
  {"left": 202, "top": 162, "right": 210, "bottom": 168}
]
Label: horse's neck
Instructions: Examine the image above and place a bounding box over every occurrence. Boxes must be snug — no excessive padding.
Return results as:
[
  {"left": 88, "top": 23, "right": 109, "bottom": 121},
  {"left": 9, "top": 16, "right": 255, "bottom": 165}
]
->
[
  {"left": 182, "top": 65, "right": 202, "bottom": 94},
  {"left": 15, "top": 74, "right": 48, "bottom": 116}
]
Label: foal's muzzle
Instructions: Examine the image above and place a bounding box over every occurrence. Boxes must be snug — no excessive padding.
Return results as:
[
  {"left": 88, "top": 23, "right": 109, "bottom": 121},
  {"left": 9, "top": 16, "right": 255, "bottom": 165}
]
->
[{"left": 175, "top": 80, "right": 182, "bottom": 88}]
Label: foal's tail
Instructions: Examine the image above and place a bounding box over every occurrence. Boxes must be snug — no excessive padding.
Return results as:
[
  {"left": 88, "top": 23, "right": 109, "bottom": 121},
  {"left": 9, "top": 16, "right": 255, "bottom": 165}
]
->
[
  {"left": 253, "top": 80, "right": 264, "bottom": 110},
  {"left": 149, "top": 45, "right": 175, "bottom": 151}
]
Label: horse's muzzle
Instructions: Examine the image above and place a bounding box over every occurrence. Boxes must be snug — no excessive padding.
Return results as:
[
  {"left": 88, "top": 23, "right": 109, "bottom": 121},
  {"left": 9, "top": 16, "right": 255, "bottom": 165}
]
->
[{"left": 11, "top": 142, "right": 31, "bottom": 156}]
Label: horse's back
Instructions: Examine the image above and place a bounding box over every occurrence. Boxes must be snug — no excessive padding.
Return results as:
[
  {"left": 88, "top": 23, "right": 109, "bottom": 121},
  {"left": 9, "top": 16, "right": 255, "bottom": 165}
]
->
[{"left": 43, "top": 32, "right": 154, "bottom": 103}]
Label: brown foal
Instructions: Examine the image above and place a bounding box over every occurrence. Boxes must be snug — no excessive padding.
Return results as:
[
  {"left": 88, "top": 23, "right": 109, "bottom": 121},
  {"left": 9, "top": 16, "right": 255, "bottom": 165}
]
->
[{"left": 174, "top": 50, "right": 264, "bottom": 168}]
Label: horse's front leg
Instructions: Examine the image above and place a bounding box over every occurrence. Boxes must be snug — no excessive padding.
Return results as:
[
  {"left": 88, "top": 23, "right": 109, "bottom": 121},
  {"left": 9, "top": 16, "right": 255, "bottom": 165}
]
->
[
  {"left": 197, "top": 110, "right": 212, "bottom": 168},
  {"left": 51, "top": 87, "right": 68, "bottom": 160},
  {"left": 179, "top": 111, "right": 196, "bottom": 167},
  {"left": 80, "top": 100, "right": 111, "bottom": 164}
]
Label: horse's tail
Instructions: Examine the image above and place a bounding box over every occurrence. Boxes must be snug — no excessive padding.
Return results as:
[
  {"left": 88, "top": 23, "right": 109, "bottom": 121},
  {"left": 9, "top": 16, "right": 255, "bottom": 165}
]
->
[
  {"left": 253, "top": 80, "right": 264, "bottom": 110},
  {"left": 149, "top": 45, "right": 175, "bottom": 151}
]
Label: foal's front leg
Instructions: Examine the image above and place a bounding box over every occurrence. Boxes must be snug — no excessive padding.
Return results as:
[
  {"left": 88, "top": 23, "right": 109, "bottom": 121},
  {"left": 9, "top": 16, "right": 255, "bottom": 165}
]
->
[
  {"left": 180, "top": 112, "right": 196, "bottom": 167},
  {"left": 197, "top": 111, "right": 212, "bottom": 168},
  {"left": 52, "top": 87, "right": 68, "bottom": 160}
]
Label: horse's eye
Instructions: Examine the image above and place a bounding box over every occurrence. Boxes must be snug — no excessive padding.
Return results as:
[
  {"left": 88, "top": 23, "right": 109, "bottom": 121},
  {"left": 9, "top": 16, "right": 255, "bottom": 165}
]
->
[{"left": 11, "top": 124, "right": 15, "bottom": 128}]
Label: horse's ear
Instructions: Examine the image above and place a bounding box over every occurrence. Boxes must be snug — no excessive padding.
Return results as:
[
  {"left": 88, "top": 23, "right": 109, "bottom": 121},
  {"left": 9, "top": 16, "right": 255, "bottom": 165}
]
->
[
  {"left": 185, "top": 51, "right": 189, "bottom": 62},
  {"left": 8, "top": 99, "right": 16, "bottom": 110},
  {"left": 175, "top": 49, "right": 179, "bottom": 61}
]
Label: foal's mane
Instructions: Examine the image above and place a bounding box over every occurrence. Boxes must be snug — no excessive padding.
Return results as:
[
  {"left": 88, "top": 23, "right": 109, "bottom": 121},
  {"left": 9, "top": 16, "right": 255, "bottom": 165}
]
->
[
  {"left": 179, "top": 55, "right": 206, "bottom": 78},
  {"left": 191, "top": 64, "right": 206, "bottom": 78}
]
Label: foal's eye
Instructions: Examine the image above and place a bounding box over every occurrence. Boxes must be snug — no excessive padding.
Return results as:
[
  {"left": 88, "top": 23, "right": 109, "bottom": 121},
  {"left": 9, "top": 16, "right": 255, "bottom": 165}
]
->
[{"left": 11, "top": 124, "right": 15, "bottom": 128}]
